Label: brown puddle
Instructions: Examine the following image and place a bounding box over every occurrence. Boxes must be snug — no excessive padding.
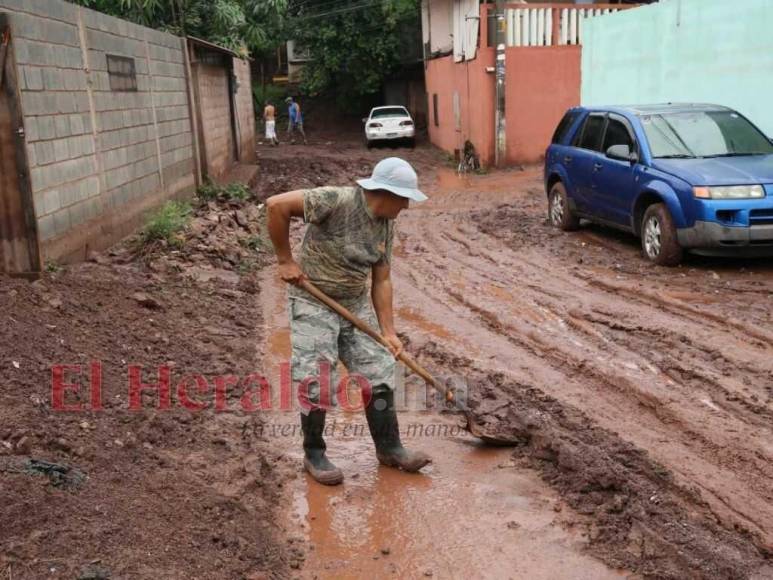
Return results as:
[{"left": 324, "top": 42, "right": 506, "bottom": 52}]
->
[{"left": 259, "top": 269, "right": 629, "bottom": 579}]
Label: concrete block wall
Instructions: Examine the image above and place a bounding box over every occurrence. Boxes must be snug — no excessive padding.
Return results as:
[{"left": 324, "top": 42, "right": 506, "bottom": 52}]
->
[
  {"left": 233, "top": 57, "right": 255, "bottom": 164},
  {"left": 0, "top": 0, "right": 197, "bottom": 262},
  {"left": 195, "top": 57, "right": 235, "bottom": 179}
]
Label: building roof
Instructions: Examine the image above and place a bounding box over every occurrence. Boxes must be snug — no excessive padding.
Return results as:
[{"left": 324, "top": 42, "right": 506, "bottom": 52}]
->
[{"left": 187, "top": 36, "right": 243, "bottom": 59}]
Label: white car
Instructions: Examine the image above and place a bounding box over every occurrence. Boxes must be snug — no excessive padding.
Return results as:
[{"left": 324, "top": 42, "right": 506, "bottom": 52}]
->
[{"left": 363, "top": 106, "right": 415, "bottom": 148}]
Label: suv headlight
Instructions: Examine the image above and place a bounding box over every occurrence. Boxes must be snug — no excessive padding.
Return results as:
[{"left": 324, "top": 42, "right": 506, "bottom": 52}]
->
[{"left": 693, "top": 185, "right": 765, "bottom": 199}]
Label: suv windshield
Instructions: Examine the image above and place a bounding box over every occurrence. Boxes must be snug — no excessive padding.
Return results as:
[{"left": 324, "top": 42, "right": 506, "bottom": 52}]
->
[
  {"left": 640, "top": 111, "right": 773, "bottom": 158},
  {"left": 371, "top": 108, "right": 409, "bottom": 119}
]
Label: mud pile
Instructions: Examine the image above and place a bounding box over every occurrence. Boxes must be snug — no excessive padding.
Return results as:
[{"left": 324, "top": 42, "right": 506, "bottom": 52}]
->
[
  {"left": 251, "top": 155, "right": 375, "bottom": 200},
  {"left": 418, "top": 342, "right": 769, "bottom": 580},
  {"left": 117, "top": 195, "right": 273, "bottom": 290},
  {"left": 0, "top": 263, "right": 293, "bottom": 577}
]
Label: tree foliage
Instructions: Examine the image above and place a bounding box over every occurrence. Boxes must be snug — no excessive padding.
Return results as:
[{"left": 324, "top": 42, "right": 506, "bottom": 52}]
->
[
  {"left": 290, "top": 0, "right": 420, "bottom": 107},
  {"left": 71, "top": 0, "right": 288, "bottom": 57}
]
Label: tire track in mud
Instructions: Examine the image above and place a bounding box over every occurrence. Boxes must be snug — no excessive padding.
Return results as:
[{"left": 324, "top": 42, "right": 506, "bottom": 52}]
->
[
  {"left": 395, "top": 207, "right": 773, "bottom": 553},
  {"left": 415, "top": 342, "right": 770, "bottom": 580},
  {"left": 575, "top": 274, "right": 773, "bottom": 349}
]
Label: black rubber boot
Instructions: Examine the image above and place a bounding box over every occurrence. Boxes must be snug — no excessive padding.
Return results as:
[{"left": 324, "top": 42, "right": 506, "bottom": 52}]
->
[
  {"left": 301, "top": 410, "right": 344, "bottom": 485},
  {"left": 365, "top": 385, "right": 431, "bottom": 472}
]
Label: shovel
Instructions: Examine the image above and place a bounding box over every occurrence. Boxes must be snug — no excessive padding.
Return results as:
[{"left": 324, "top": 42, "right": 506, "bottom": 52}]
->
[{"left": 299, "top": 279, "right": 514, "bottom": 445}]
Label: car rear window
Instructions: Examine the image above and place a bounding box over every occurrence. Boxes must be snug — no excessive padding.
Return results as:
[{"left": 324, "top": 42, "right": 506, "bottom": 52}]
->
[
  {"left": 576, "top": 115, "right": 606, "bottom": 152},
  {"left": 371, "top": 108, "right": 409, "bottom": 119},
  {"left": 551, "top": 111, "right": 580, "bottom": 144}
]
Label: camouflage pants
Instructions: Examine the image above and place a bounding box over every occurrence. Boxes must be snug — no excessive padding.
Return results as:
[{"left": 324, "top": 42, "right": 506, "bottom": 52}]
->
[{"left": 289, "top": 295, "right": 395, "bottom": 413}]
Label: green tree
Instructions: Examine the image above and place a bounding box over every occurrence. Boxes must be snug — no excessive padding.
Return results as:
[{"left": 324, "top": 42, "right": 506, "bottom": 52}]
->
[
  {"left": 290, "top": 0, "right": 420, "bottom": 109},
  {"left": 71, "top": 0, "right": 288, "bottom": 57}
]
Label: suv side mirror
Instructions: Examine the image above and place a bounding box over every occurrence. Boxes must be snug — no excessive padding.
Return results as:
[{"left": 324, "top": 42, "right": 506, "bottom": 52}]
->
[
  {"left": 606, "top": 144, "right": 638, "bottom": 163},
  {"left": 362, "top": 117, "right": 369, "bottom": 124}
]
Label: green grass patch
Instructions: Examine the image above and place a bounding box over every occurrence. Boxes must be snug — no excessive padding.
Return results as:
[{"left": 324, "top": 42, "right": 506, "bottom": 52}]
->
[
  {"left": 197, "top": 181, "right": 252, "bottom": 202},
  {"left": 140, "top": 201, "right": 192, "bottom": 248}
]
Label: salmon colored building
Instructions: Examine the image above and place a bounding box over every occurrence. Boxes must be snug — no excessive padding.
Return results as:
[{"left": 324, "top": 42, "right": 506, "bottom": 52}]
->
[{"left": 422, "top": 1, "right": 637, "bottom": 166}]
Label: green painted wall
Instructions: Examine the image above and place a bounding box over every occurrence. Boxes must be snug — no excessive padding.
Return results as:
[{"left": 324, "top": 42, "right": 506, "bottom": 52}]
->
[{"left": 581, "top": 0, "right": 773, "bottom": 137}]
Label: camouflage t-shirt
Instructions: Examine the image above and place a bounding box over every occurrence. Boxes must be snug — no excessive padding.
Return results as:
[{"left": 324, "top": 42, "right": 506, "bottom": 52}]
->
[{"left": 288, "top": 186, "right": 394, "bottom": 303}]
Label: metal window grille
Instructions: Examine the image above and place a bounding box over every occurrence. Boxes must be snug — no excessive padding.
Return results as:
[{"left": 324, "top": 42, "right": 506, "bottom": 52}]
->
[{"left": 107, "top": 54, "right": 137, "bottom": 92}]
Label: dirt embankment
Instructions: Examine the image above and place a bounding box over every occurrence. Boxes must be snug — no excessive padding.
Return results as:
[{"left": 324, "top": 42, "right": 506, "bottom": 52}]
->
[{"left": 0, "top": 198, "right": 295, "bottom": 578}]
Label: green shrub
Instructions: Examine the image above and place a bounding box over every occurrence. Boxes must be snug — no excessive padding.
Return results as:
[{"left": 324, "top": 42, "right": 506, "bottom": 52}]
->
[
  {"left": 197, "top": 182, "right": 221, "bottom": 201},
  {"left": 253, "top": 83, "right": 288, "bottom": 116},
  {"left": 196, "top": 181, "right": 252, "bottom": 202},
  {"left": 224, "top": 182, "right": 250, "bottom": 201},
  {"left": 140, "top": 201, "right": 192, "bottom": 248}
]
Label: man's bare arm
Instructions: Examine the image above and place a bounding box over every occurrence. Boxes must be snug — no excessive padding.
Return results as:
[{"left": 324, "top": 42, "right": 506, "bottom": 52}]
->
[
  {"left": 372, "top": 262, "right": 403, "bottom": 358},
  {"left": 266, "top": 190, "right": 306, "bottom": 284}
]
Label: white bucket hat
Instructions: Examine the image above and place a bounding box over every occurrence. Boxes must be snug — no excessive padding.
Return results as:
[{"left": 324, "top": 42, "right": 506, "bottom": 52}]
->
[{"left": 357, "top": 157, "right": 428, "bottom": 202}]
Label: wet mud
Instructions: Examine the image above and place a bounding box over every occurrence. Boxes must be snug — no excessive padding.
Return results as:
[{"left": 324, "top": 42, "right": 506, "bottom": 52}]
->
[
  {"left": 418, "top": 342, "right": 768, "bottom": 579},
  {"left": 253, "top": 137, "right": 772, "bottom": 579}
]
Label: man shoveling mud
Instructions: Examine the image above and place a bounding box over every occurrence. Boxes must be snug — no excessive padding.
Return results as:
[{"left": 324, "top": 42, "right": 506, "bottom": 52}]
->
[{"left": 266, "top": 157, "right": 431, "bottom": 485}]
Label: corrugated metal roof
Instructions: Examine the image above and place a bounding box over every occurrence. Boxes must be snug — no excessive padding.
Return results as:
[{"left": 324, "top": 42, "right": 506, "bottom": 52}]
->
[{"left": 187, "top": 36, "right": 243, "bottom": 59}]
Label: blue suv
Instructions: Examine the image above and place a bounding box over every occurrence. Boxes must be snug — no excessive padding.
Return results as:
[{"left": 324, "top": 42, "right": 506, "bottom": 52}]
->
[{"left": 544, "top": 104, "right": 773, "bottom": 265}]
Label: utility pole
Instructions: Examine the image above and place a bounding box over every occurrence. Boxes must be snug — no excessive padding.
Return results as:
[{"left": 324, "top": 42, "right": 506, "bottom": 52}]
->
[{"left": 494, "top": 0, "right": 506, "bottom": 167}]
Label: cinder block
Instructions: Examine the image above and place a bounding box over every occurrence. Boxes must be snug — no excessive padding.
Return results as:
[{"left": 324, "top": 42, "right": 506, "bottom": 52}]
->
[
  {"left": 65, "top": 136, "right": 81, "bottom": 158},
  {"left": 26, "top": 143, "right": 37, "bottom": 168},
  {"left": 63, "top": 72, "right": 88, "bottom": 92},
  {"left": 16, "top": 38, "right": 55, "bottom": 66},
  {"left": 36, "top": 116, "right": 56, "bottom": 140},
  {"left": 83, "top": 136, "right": 95, "bottom": 155},
  {"left": 83, "top": 196, "right": 101, "bottom": 220},
  {"left": 37, "top": 214, "right": 55, "bottom": 241},
  {"left": 58, "top": 46, "right": 84, "bottom": 70},
  {"left": 13, "top": 0, "right": 80, "bottom": 24},
  {"left": 75, "top": 94, "right": 91, "bottom": 114},
  {"left": 53, "top": 208, "right": 71, "bottom": 236},
  {"left": 58, "top": 182, "right": 76, "bottom": 207},
  {"left": 69, "top": 114, "right": 84, "bottom": 135},
  {"left": 87, "top": 50, "right": 107, "bottom": 72},
  {"left": 54, "top": 115, "right": 70, "bottom": 139},
  {"left": 30, "top": 166, "right": 48, "bottom": 192},
  {"left": 25, "top": 117, "right": 40, "bottom": 142},
  {"left": 42, "top": 69, "right": 63, "bottom": 91},
  {"left": 69, "top": 200, "right": 86, "bottom": 226},
  {"left": 55, "top": 93, "right": 77, "bottom": 114},
  {"left": 35, "top": 141, "right": 55, "bottom": 165},
  {"left": 23, "top": 66, "right": 44, "bottom": 91},
  {"left": 53, "top": 139, "right": 69, "bottom": 162},
  {"left": 40, "top": 187, "right": 61, "bottom": 215},
  {"left": 82, "top": 176, "right": 100, "bottom": 200}
]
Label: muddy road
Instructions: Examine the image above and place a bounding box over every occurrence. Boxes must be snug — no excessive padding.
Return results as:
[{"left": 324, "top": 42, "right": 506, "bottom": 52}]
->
[
  {"left": 252, "top": 135, "right": 773, "bottom": 579},
  {"left": 1, "top": 129, "right": 771, "bottom": 579}
]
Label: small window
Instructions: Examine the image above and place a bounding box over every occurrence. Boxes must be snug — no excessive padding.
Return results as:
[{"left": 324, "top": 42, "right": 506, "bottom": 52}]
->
[
  {"left": 433, "top": 94, "right": 439, "bottom": 127},
  {"left": 107, "top": 55, "right": 137, "bottom": 92},
  {"left": 602, "top": 118, "right": 635, "bottom": 152},
  {"left": 552, "top": 111, "right": 579, "bottom": 144},
  {"left": 577, "top": 115, "right": 606, "bottom": 152}
]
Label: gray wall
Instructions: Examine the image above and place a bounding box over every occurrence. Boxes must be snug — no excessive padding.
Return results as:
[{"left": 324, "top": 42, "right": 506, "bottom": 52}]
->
[{"left": 1, "top": 0, "right": 196, "bottom": 262}]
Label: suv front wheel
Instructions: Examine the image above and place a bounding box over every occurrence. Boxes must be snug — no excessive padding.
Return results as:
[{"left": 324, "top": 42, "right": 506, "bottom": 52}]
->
[
  {"left": 548, "top": 182, "right": 579, "bottom": 231},
  {"left": 641, "top": 203, "right": 683, "bottom": 266}
]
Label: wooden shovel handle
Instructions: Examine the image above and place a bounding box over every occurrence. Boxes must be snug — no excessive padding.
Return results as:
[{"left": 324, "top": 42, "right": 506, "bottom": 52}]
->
[{"left": 298, "top": 279, "right": 455, "bottom": 403}]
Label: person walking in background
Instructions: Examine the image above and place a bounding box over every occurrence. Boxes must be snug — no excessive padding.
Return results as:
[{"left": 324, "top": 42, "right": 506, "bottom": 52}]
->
[
  {"left": 286, "top": 96, "right": 308, "bottom": 145},
  {"left": 264, "top": 101, "right": 279, "bottom": 146}
]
